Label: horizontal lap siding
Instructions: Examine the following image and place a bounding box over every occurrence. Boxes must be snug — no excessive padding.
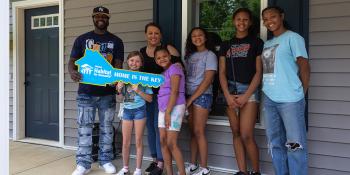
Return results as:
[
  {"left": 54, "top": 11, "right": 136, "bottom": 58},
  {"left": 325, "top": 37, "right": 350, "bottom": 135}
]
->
[
  {"left": 62, "top": 1, "right": 274, "bottom": 173},
  {"left": 63, "top": 0, "right": 152, "bottom": 146},
  {"left": 308, "top": 0, "right": 350, "bottom": 173},
  {"left": 62, "top": 0, "right": 350, "bottom": 174}
]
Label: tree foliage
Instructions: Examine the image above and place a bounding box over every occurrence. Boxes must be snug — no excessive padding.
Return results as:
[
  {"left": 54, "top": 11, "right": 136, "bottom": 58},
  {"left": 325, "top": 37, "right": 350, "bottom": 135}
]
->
[{"left": 199, "top": 0, "right": 260, "bottom": 40}]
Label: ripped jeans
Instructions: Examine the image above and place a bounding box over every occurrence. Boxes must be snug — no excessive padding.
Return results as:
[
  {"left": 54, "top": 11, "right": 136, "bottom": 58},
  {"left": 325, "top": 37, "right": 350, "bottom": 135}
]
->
[
  {"left": 263, "top": 94, "right": 307, "bottom": 175},
  {"left": 76, "top": 94, "right": 116, "bottom": 169}
]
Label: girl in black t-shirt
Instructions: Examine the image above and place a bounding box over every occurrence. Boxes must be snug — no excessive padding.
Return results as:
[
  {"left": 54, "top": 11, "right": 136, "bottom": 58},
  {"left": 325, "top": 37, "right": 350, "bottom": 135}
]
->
[{"left": 218, "top": 8, "right": 263, "bottom": 175}]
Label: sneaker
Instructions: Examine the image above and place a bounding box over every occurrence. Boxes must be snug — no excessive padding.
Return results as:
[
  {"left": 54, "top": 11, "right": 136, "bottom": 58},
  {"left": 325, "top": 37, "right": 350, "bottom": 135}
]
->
[
  {"left": 193, "top": 167, "right": 210, "bottom": 175},
  {"left": 150, "top": 166, "right": 163, "bottom": 175},
  {"left": 100, "top": 162, "right": 117, "bottom": 174},
  {"left": 145, "top": 162, "right": 158, "bottom": 174},
  {"left": 117, "top": 168, "right": 129, "bottom": 175},
  {"left": 133, "top": 170, "right": 142, "bottom": 175},
  {"left": 234, "top": 171, "right": 247, "bottom": 175},
  {"left": 71, "top": 165, "right": 91, "bottom": 175},
  {"left": 185, "top": 164, "right": 199, "bottom": 175}
]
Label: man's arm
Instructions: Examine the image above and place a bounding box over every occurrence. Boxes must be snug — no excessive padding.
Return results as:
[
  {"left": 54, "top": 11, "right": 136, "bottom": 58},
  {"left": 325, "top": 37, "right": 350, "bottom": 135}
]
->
[
  {"left": 113, "top": 38, "right": 124, "bottom": 69},
  {"left": 114, "top": 59, "right": 123, "bottom": 69},
  {"left": 68, "top": 57, "right": 82, "bottom": 82}
]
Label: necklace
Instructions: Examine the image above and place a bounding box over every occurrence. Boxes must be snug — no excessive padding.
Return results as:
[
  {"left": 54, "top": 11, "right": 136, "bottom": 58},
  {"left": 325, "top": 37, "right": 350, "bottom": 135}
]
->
[{"left": 146, "top": 46, "right": 155, "bottom": 58}]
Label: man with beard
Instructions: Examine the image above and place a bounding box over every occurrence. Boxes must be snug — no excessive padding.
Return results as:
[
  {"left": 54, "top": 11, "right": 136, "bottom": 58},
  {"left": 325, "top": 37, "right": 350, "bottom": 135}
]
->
[{"left": 69, "top": 6, "right": 124, "bottom": 175}]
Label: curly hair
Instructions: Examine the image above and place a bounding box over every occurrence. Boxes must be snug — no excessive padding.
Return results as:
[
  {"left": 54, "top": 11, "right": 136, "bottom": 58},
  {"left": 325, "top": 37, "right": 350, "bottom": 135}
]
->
[{"left": 184, "top": 27, "right": 214, "bottom": 59}]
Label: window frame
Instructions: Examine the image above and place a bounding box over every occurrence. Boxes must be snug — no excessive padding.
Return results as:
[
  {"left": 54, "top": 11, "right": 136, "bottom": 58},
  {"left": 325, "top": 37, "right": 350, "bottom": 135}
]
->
[
  {"left": 31, "top": 13, "right": 59, "bottom": 30},
  {"left": 181, "top": 0, "right": 268, "bottom": 129}
]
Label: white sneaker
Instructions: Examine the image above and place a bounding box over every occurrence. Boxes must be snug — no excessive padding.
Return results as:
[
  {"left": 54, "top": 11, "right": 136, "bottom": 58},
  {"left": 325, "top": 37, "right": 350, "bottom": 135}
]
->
[
  {"left": 133, "top": 170, "right": 142, "bottom": 175},
  {"left": 193, "top": 167, "right": 210, "bottom": 175},
  {"left": 117, "top": 168, "right": 129, "bottom": 175},
  {"left": 100, "top": 162, "right": 117, "bottom": 174},
  {"left": 185, "top": 164, "right": 199, "bottom": 175},
  {"left": 71, "top": 165, "right": 91, "bottom": 175}
]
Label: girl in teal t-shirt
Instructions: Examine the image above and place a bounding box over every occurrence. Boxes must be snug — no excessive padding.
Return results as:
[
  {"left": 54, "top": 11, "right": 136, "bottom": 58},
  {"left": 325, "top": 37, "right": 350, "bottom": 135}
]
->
[
  {"left": 261, "top": 6, "right": 310, "bottom": 175},
  {"left": 116, "top": 51, "right": 153, "bottom": 175}
]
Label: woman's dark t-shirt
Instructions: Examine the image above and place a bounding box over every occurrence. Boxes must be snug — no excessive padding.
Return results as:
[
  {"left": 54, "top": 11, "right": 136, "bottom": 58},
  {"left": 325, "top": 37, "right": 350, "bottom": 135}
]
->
[
  {"left": 219, "top": 35, "right": 263, "bottom": 84},
  {"left": 140, "top": 45, "right": 182, "bottom": 94}
]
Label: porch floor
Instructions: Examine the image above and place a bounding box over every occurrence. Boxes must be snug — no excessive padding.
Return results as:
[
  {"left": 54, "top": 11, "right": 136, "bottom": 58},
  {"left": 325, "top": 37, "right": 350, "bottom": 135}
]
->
[{"left": 10, "top": 141, "right": 229, "bottom": 175}]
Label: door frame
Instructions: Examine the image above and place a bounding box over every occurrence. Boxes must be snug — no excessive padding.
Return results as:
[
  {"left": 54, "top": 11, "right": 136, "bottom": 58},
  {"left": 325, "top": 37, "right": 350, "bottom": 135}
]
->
[{"left": 12, "top": 0, "right": 64, "bottom": 147}]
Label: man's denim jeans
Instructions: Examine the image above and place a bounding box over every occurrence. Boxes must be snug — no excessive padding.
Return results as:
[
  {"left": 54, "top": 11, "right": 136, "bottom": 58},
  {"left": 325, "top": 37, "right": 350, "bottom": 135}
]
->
[
  {"left": 263, "top": 94, "right": 308, "bottom": 175},
  {"left": 76, "top": 94, "right": 116, "bottom": 169}
]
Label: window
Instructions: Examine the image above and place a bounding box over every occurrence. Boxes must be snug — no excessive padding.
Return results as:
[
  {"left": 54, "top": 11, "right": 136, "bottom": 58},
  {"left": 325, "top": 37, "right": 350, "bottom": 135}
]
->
[
  {"left": 182, "top": 0, "right": 267, "bottom": 128},
  {"left": 31, "top": 14, "right": 59, "bottom": 29}
]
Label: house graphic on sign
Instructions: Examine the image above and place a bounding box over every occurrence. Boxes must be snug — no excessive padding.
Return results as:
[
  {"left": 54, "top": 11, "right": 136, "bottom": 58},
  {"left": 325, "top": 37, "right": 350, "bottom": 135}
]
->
[{"left": 81, "top": 64, "right": 93, "bottom": 74}]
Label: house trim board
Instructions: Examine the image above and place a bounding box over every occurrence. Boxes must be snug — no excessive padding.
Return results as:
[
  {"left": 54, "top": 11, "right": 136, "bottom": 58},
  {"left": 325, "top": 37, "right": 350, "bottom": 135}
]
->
[{"left": 12, "top": 0, "right": 64, "bottom": 148}]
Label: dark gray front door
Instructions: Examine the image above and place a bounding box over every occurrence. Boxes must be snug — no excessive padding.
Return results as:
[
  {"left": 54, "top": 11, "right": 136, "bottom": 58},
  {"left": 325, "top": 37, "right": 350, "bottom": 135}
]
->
[{"left": 25, "top": 6, "right": 59, "bottom": 141}]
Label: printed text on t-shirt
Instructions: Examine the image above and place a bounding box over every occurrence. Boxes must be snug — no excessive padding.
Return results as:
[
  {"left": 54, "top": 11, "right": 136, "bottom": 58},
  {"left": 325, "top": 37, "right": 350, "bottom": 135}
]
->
[{"left": 226, "top": 44, "right": 251, "bottom": 58}]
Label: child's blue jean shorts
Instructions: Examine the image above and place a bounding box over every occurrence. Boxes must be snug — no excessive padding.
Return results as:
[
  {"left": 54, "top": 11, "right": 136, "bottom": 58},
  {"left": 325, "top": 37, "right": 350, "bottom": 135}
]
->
[
  {"left": 228, "top": 81, "right": 260, "bottom": 103},
  {"left": 123, "top": 105, "right": 146, "bottom": 120},
  {"left": 187, "top": 94, "right": 213, "bottom": 110}
]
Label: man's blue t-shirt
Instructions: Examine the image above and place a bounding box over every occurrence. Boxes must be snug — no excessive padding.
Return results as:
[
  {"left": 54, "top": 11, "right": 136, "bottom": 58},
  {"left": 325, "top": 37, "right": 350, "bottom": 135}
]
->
[
  {"left": 261, "top": 30, "right": 308, "bottom": 102},
  {"left": 122, "top": 84, "right": 153, "bottom": 109},
  {"left": 70, "top": 31, "right": 124, "bottom": 96}
]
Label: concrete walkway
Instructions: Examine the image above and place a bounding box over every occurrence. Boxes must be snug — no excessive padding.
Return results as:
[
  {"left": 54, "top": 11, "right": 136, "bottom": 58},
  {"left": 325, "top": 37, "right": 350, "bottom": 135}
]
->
[{"left": 10, "top": 141, "right": 230, "bottom": 175}]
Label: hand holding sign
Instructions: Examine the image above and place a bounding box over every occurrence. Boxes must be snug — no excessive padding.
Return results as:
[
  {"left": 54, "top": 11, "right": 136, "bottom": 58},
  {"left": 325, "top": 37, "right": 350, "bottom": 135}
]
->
[
  {"left": 116, "top": 82, "right": 124, "bottom": 93},
  {"left": 75, "top": 49, "right": 165, "bottom": 87},
  {"left": 131, "top": 84, "right": 139, "bottom": 93}
]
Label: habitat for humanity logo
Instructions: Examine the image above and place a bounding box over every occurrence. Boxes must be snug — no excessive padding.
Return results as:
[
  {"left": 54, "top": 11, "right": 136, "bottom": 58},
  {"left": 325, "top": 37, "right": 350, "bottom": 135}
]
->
[
  {"left": 94, "top": 65, "right": 112, "bottom": 78},
  {"left": 81, "top": 64, "right": 93, "bottom": 74}
]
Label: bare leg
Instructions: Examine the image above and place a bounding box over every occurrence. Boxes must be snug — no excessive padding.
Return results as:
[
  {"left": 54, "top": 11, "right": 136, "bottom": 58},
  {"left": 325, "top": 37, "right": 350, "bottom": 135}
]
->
[
  {"left": 226, "top": 107, "right": 247, "bottom": 173},
  {"left": 134, "top": 118, "right": 147, "bottom": 169},
  {"left": 160, "top": 128, "right": 173, "bottom": 175},
  {"left": 192, "top": 105, "right": 209, "bottom": 168},
  {"left": 122, "top": 120, "right": 133, "bottom": 168},
  {"left": 167, "top": 131, "right": 186, "bottom": 175},
  {"left": 240, "top": 102, "right": 260, "bottom": 172},
  {"left": 188, "top": 105, "right": 198, "bottom": 164}
]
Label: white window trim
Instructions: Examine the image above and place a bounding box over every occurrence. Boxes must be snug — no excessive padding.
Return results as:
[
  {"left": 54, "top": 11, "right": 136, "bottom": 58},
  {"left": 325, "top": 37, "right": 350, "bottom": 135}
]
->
[
  {"left": 181, "top": 0, "right": 268, "bottom": 129},
  {"left": 31, "top": 13, "right": 59, "bottom": 29},
  {"left": 12, "top": 0, "right": 65, "bottom": 148}
]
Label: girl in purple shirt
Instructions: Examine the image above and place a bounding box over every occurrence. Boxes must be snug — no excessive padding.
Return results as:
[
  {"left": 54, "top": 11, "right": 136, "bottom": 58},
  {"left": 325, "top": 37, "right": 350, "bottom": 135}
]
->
[{"left": 155, "top": 46, "right": 186, "bottom": 175}]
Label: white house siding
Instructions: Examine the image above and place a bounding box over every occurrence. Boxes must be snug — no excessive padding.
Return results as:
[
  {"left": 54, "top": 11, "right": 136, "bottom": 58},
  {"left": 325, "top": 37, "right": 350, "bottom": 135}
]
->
[{"left": 308, "top": 0, "right": 350, "bottom": 174}]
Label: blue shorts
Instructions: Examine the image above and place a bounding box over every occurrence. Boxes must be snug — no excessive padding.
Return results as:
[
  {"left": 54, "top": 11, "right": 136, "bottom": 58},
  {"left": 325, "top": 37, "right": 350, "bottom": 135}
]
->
[
  {"left": 228, "top": 81, "right": 260, "bottom": 102},
  {"left": 123, "top": 105, "right": 146, "bottom": 121},
  {"left": 187, "top": 94, "right": 213, "bottom": 110}
]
